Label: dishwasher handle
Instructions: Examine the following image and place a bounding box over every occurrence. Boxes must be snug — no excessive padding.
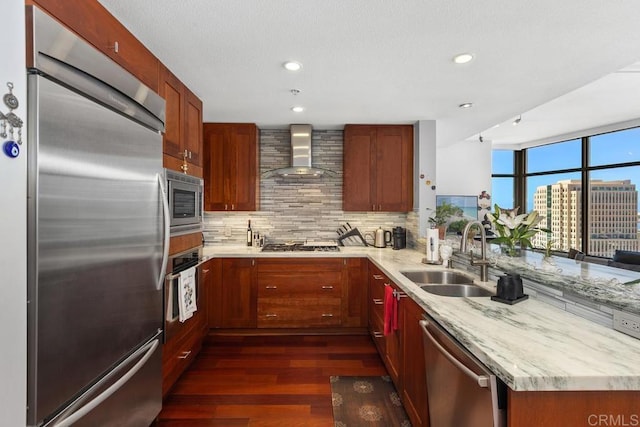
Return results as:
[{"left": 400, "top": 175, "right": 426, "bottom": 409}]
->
[{"left": 419, "top": 319, "right": 489, "bottom": 388}]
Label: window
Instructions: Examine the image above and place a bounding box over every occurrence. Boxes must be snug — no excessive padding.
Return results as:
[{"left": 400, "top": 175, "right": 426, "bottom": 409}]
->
[
  {"left": 502, "top": 127, "right": 640, "bottom": 258},
  {"left": 491, "top": 150, "right": 515, "bottom": 209},
  {"left": 527, "top": 139, "right": 582, "bottom": 173}
]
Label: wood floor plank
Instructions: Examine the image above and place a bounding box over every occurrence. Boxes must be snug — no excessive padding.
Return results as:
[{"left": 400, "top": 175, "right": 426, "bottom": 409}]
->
[{"left": 155, "top": 334, "right": 386, "bottom": 426}]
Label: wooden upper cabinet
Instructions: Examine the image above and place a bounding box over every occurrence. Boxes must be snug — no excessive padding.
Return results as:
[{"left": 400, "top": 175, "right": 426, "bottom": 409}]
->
[
  {"left": 30, "top": 0, "right": 159, "bottom": 92},
  {"left": 160, "top": 64, "right": 203, "bottom": 177},
  {"left": 160, "top": 65, "right": 183, "bottom": 160},
  {"left": 184, "top": 88, "right": 203, "bottom": 167},
  {"left": 203, "top": 123, "right": 259, "bottom": 211},
  {"left": 343, "top": 124, "right": 413, "bottom": 212},
  {"left": 343, "top": 126, "right": 375, "bottom": 211}
]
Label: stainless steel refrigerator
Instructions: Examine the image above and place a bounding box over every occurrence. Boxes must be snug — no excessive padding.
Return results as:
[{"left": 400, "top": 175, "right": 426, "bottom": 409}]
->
[{"left": 26, "top": 8, "right": 168, "bottom": 426}]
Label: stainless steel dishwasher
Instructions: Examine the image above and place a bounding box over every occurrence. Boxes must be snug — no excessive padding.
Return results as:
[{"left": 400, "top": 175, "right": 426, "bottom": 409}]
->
[{"left": 420, "top": 316, "right": 506, "bottom": 427}]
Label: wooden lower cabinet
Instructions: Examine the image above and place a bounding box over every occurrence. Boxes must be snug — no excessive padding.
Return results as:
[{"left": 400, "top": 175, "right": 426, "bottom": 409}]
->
[
  {"left": 215, "top": 258, "right": 257, "bottom": 328},
  {"left": 368, "top": 263, "right": 401, "bottom": 386},
  {"left": 401, "top": 296, "right": 429, "bottom": 427},
  {"left": 508, "top": 389, "right": 640, "bottom": 427},
  {"left": 368, "top": 261, "right": 428, "bottom": 427},
  {"left": 343, "top": 258, "right": 369, "bottom": 328},
  {"left": 161, "top": 257, "right": 213, "bottom": 397},
  {"left": 257, "top": 258, "right": 343, "bottom": 328}
]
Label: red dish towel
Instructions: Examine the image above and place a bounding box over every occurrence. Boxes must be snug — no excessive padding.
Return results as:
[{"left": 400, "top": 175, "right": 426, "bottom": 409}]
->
[{"left": 383, "top": 285, "right": 397, "bottom": 336}]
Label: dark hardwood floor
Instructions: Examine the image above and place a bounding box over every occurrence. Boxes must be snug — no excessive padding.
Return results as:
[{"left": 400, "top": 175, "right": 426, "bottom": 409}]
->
[{"left": 156, "top": 333, "right": 387, "bottom": 426}]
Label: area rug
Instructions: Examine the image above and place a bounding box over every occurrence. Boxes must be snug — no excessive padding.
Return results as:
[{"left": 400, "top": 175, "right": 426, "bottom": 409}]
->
[{"left": 330, "top": 376, "right": 412, "bottom": 426}]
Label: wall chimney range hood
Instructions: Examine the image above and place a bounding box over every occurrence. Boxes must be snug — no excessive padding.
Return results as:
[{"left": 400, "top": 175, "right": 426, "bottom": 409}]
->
[{"left": 262, "top": 124, "right": 336, "bottom": 178}]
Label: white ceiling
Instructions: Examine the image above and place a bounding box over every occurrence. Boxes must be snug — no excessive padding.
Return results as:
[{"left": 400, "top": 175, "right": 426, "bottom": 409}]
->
[{"left": 98, "top": 0, "right": 640, "bottom": 148}]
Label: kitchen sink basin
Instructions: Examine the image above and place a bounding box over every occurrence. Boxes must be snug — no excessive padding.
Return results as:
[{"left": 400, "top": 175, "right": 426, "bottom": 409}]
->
[
  {"left": 419, "top": 284, "right": 494, "bottom": 297},
  {"left": 401, "top": 270, "right": 474, "bottom": 285}
]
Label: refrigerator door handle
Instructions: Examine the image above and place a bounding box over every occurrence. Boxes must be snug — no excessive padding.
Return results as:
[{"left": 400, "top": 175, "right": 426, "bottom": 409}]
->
[
  {"left": 158, "top": 173, "right": 171, "bottom": 290},
  {"left": 53, "top": 338, "right": 160, "bottom": 427},
  {"left": 419, "top": 319, "right": 489, "bottom": 388}
]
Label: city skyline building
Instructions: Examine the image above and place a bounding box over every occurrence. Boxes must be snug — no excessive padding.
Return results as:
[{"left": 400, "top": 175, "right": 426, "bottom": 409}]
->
[{"left": 532, "top": 179, "right": 639, "bottom": 257}]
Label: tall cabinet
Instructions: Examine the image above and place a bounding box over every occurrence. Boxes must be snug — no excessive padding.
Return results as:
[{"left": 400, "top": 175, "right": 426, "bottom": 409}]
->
[
  {"left": 343, "top": 124, "right": 413, "bottom": 212},
  {"left": 203, "top": 123, "right": 259, "bottom": 211}
]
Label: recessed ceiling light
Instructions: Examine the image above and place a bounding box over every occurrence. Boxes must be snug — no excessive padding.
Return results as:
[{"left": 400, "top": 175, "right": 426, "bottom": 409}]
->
[
  {"left": 291, "top": 106, "right": 304, "bottom": 113},
  {"left": 283, "top": 61, "right": 302, "bottom": 71},
  {"left": 459, "top": 102, "right": 473, "bottom": 108},
  {"left": 453, "top": 53, "right": 474, "bottom": 64}
]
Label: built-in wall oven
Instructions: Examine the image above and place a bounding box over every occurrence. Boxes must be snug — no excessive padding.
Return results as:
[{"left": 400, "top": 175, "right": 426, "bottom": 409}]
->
[
  {"left": 165, "top": 168, "right": 204, "bottom": 236},
  {"left": 164, "top": 245, "right": 205, "bottom": 343}
]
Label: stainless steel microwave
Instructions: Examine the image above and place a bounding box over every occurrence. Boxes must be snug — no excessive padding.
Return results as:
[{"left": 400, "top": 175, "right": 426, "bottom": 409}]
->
[{"left": 165, "top": 168, "right": 204, "bottom": 235}]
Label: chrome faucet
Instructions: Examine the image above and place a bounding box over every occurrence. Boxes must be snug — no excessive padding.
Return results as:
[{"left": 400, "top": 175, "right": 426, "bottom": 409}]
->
[{"left": 460, "top": 220, "right": 490, "bottom": 282}]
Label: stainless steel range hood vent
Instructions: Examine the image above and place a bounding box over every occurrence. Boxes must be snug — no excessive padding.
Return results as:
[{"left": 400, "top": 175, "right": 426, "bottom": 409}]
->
[{"left": 262, "top": 124, "right": 336, "bottom": 178}]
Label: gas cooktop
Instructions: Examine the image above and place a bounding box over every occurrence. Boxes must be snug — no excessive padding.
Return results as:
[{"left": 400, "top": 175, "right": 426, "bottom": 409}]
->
[{"left": 261, "top": 242, "right": 340, "bottom": 252}]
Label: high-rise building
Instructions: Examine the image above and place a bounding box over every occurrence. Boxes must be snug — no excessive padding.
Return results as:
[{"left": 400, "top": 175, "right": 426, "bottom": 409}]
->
[{"left": 532, "top": 179, "right": 639, "bottom": 257}]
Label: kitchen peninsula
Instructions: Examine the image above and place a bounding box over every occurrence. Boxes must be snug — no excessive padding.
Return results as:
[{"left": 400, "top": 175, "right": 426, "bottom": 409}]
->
[{"left": 202, "top": 244, "right": 640, "bottom": 427}]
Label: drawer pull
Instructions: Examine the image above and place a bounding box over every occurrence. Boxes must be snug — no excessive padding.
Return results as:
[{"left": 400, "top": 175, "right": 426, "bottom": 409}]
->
[
  {"left": 177, "top": 350, "right": 191, "bottom": 359},
  {"left": 321, "top": 285, "right": 334, "bottom": 290},
  {"left": 372, "top": 274, "right": 384, "bottom": 280},
  {"left": 373, "top": 332, "right": 384, "bottom": 338},
  {"left": 372, "top": 298, "right": 384, "bottom": 305},
  {"left": 265, "top": 314, "right": 278, "bottom": 318},
  {"left": 265, "top": 285, "right": 277, "bottom": 289},
  {"left": 321, "top": 313, "right": 334, "bottom": 317}
]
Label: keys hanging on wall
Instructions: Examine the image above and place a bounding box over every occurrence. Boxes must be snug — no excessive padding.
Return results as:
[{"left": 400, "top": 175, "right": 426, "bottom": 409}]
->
[{"left": 1, "top": 82, "right": 23, "bottom": 159}]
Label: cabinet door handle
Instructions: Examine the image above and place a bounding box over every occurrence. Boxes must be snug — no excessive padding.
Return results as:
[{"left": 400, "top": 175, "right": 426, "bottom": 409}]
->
[
  {"left": 265, "top": 285, "right": 277, "bottom": 289},
  {"left": 372, "top": 274, "right": 384, "bottom": 280},
  {"left": 231, "top": 204, "right": 235, "bottom": 210},
  {"left": 372, "top": 298, "right": 384, "bottom": 305},
  {"left": 224, "top": 204, "right": 228, "bottom": 210},
  {"left": 373, "top": 332, "right": 384, "bottom": 338},
  {"left": 378, "top": 205, "right": 382, "bottom": 211},
  {"left": 372, "top": 204, "right": 376, "bottom": 211},
  {"left": 393, "top": 290, "right": 407, "bottom": 300},
  {"left": 265, "top": 314, "right": 277, "bottom": 318},
  {"left": 321, "top": 313, "right": 334, "bottom": 317},
  {"left": 177, "top": 350, "right": 192, "bottom": 359},
  {"left": 202, "top": 269, "right": 210, "bottom": 273},
  {"left": 107, "top": 41, "right": 119, "bottom": 54},
  {"left": 321, "top": 285, "right": 333, "bottom": 290}
]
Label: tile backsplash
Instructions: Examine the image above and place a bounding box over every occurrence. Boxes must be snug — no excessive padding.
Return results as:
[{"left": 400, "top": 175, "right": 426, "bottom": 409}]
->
[{"left": 202, "top": 129, "right": 414, "bottom": 245}]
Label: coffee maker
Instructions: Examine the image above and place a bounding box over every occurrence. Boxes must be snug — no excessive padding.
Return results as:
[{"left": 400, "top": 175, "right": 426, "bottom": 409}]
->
[{"left": 392, "top": 227, "right": 407, "bottom": 250}]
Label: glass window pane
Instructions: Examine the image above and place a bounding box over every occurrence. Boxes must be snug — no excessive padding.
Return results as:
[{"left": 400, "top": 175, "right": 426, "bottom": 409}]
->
[
  {"left": 491, "top": 177, "right": 514, "bottom": 211},
  {"left": 588, "top": 166, "right": 640, "bottom": 258},
  {"left": 527, "top": 139, "right": 581, "bottom": 173},
  {"left": 492, "top": 150, "right": 514, "bottom": 174},
  {"left": 527, "top": 172, "right": 581, "bottom": 253},
  {"left": 590, "top": 128, "right": 640, "bottom": 167}
]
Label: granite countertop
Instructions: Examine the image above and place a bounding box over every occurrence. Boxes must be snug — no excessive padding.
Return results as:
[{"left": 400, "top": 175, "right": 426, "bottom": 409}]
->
[{"left": 202, "top": 244, "right": 640, "bottom": 392}]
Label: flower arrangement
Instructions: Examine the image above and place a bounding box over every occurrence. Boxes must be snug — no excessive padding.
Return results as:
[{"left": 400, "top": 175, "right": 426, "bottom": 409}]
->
[{"left": 487, "top": 204, "right": 549, "bottom": 256}]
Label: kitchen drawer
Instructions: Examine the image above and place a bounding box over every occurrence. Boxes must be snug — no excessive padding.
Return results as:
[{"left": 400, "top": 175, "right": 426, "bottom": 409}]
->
[
  {"left": 161, "top": 322, "right": 203, "bottom": 397},
  {"left": 369, "top": 305, "right": 386, "bottom": 354},
  {"left": 258, "top": 298, "right": 342, "bottom": 327},
  {"left": 258, "top": 274, "right": 342, "bottom": 298},
  {"left": 257, "top": 258, "right": 343, "bottom": 273}
]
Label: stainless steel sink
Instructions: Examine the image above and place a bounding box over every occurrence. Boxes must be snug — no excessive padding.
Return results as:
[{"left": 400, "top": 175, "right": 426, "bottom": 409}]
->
[
  {"left": 419, "top": 284, "right": 494, "bottom": 297},
  {"left": 401, "top": 270, "right": 474, "bottom": 285}
]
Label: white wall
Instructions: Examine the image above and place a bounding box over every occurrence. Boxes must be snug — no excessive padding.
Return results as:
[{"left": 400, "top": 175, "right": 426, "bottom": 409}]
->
[
  {"left": 414, "top": 120, "right": 437, "bottom": 237},
  {"left": 0, "top": 1, "right": 27, "bottom": 425},
  {"left": 436, "top": 139, "right": 492, "bottom": 200}
]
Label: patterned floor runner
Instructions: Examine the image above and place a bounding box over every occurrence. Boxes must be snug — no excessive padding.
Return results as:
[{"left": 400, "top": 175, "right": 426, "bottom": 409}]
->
[{"left": 331, "top": 375, "right": 412, "bottom": 426}]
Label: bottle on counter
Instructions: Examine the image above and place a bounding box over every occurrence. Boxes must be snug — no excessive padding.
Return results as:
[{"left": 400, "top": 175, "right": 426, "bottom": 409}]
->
[{"left": 247, "top": 220, "right": 252, "bottom": 246}]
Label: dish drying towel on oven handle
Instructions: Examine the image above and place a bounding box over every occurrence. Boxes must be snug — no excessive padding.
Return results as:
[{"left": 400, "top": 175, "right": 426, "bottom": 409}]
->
[{"left": 178, "top": 266, "right": 197, "bottom": 322}]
